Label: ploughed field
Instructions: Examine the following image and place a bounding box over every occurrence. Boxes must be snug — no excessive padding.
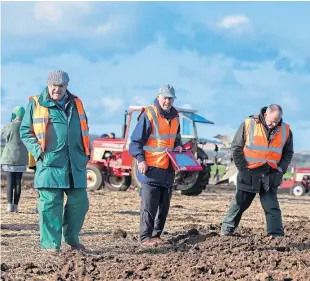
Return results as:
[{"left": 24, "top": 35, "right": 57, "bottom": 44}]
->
[{"left": 1, "top": 183, "right": 310, "bottom": 281}]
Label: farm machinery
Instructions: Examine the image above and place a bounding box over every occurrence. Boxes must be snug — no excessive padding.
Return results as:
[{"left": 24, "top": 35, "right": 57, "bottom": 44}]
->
[
  {"left": 280, "top": 167, "right": 310, "bottom": 196},
  {"left": 87, "top": 106, "right": 215, "bottom": 196}
]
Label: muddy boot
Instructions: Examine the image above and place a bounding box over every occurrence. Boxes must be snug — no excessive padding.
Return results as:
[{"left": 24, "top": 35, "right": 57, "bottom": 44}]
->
[
  {"left": 7, "top": 204, "right": 14, "bottom": 212},
  {"left": 151, "top": 237, "right": 167, "bottom": 245},
  {"left": 141, "top": 239, "right": 158, "bottom": 247},
  {"left": 70, "top": 243, "right": 86, "bottom": 251},
  {"left": 13, "top": 204, "right": 19, "bottom": 213}
]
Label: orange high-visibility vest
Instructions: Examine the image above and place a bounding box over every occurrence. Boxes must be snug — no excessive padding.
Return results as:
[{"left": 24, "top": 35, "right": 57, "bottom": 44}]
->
[
  {"left": 30, "top": 95, "right": 90, "bottom": 156},
  {"left": 243, "top": 117, "right": 290, "bottom": 169},
  {"left": 142, "top": 105, "right": 179, "bottom": 169}
]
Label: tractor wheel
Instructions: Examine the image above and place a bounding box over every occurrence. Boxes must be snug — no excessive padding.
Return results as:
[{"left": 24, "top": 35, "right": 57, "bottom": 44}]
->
[
  {"left": 86, "top": 164, "right": 103, "bottom": 191},
  {"left": 180, "top": 165, "right": 211, "bottom": 196},
  {"left": 105, "top": 175, "right": 131, "bottom": 192},
  {"left": 131, "top": 159, "right": 142, "bottom": 191},
  {"left": 291, "top": 184, "right": 306, "bottom": 196}
]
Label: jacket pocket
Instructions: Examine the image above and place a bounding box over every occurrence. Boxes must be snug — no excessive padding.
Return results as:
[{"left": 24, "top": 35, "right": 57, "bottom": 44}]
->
[
  {"left": 237, "top": 169, "right": 252, "bottom": 186},
  {"left": 270, "top": 172, "right": 283, "bottom": 187},
  {"left": 43, "top": 151, "right": 67, "bottom": 168},
  {"left": 145, "top": 167, "right": 156, "bottom": 178}
]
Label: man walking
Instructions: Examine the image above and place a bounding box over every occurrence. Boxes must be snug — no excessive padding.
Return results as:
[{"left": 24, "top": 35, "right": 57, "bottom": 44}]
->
[
  {"left": 221, "top": 104, "right": 294, "bottom": 238},
  {"left": 129, "top": 84, "right": 182, "bottom": 247},
  {"left": 20, "top": 70, "right": 90, "bottom": 251}
]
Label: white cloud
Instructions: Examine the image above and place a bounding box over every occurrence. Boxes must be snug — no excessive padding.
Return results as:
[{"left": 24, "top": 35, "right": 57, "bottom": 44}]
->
[
  {"left": 2, "top": 2, "right": 134, "bottom": 39},
  {"left": 34, "top": 2, "right": 67, "bottom": 23},
  {"left": 1, "top": 38, "right": 309, "bottom": 151},
  {"left": 281, "top": 92, "right": 300, "bottom": 113},
  {"left": 218, "top": 15, "right": 250, "bottom": 29},
  {"left": 178, "top": 104, "right": 194, "bottom": 110},
  {"left": 101, "top": 97, "right": 125, "bottom": 114},
  {"left": 217, "top": 14, "right": 252, "bottom": 35},
  {"left": 131, "top": 96, "right": 150, "bottom": 106}
]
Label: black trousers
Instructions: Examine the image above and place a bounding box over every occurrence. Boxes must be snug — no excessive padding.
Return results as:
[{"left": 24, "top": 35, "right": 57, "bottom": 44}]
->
[
  {"left": 6, "top": 172, "right": 23, "bottom": 205},
  {"left": 140, "top": 183, "right": 172, "bottom": 242}
]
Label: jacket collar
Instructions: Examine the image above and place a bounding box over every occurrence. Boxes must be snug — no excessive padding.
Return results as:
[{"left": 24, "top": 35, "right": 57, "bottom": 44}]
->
[
  {"left": 249, "top": 107, "right": 283, "bottom": 133},
  {"left": 38, "top": 87, "right": 74, "bottom": 108}
]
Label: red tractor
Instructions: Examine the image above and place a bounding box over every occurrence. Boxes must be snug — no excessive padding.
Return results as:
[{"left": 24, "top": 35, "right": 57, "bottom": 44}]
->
[
  {"left": 280, "top": 167, "right": 310, "bottom": 196},
  {"left": 86, "top": 106, "right": 214, "bottom": 196}
]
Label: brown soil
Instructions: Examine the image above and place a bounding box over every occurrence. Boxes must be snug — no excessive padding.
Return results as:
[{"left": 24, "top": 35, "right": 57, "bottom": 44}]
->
[{"left": 1, "top": 183, "right": 310, "bottom": 281}]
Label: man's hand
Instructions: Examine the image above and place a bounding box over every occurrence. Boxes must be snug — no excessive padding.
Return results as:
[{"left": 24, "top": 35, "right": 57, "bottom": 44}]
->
[
  {"left": 174, "top": 146, "right": 183, "bottom": 153},
  {"left": 138, "top": 161, "right": 148, "bottom": 175},
  {"left": 38, "top": 152, "right": 44, "bottom": 161}
]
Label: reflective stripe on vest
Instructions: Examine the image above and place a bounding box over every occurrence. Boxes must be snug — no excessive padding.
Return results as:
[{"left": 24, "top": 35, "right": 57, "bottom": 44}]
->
[
  {"left": 74, "top": 98, "right": 90, "bottom": 155},
  {"left": 30, "top": 95, "right": 90, "bottom": 156},
  {"left": 243, "top": 118, "right": 289, "bottom": 169},
  {"left": 31, "top": 96, "right": 49, "bottom": 152},
  {"left": 142, "top": 105, "right": 179, "bottom": 169}
]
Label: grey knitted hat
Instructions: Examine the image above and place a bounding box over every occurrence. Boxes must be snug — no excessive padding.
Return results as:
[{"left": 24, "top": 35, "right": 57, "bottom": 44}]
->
[
  {"left": 158, "top": 84, "right": 176, "bottom": 99},
  {"left": 47, "top": 70, "right": 70, "bottom": 85}
]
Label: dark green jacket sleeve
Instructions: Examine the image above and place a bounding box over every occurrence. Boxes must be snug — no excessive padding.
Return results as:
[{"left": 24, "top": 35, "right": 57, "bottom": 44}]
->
[
  {"left": 19, "top": 100, "right": 42, "bottom": 161},
  {"left": 231, "top": 122, "right": 248, "bottom": 171},
  {"left": 278, "top": 129, "right": 294, "bottom": 173}
]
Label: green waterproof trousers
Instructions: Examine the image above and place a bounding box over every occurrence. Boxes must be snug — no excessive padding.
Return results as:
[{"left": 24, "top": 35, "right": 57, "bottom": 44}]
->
[
  {"left": 38, "top": 188, "right": 89, "bottom": 249},
  {"left": 221, "top": 188, "right": 284, "bottom": 237}
]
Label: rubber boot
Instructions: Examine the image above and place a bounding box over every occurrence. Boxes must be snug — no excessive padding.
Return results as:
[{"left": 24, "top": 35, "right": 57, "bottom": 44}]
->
[
  {"left": 13, "top": 204, "right": 19, "bottom": 213},
  {"left": 7, "top": 204, "right": 14, "bottom": 212}
]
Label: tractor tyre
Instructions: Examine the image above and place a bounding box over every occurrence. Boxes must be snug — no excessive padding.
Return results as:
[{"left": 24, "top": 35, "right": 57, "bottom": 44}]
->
[
  {"left": 131, "top": 159, "right": 142, "bottom": 191},
  {"left": 86, "top": 164, "right": 103, "bottom": 191},
  {"left": 105, "top": 175, "right": 131, "bottom": 192},
  {"left": 291, "top": 183, "right": 306, "bottom": 196},
  {"left": 180, "top": 165, "right": 210, "bottom": 196}
]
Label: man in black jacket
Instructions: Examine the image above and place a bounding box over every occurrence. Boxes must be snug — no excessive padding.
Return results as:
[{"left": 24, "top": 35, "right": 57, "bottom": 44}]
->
[
  {"left": 129, "top": 84, "right": 183, "bottom": 247},
  {"left": 221, "top": 104, "right": 294, "bottom": 238}
]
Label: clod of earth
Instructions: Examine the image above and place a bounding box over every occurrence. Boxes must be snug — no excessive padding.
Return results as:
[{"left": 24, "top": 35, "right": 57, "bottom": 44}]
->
[
  {"left": 112, "top": 228, "right": 127, "bottom": 239},
  {"left": 1, "top": 186, "right": 310, "bottom": 281}
]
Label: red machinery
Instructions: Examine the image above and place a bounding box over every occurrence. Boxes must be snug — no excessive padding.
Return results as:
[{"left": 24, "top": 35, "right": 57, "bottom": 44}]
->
[
  {"left": 86, "top": 106, "right": 214, "bottom": 196},
  {"left": 280, "top": 167, "right": 310, "bottom": 196}
]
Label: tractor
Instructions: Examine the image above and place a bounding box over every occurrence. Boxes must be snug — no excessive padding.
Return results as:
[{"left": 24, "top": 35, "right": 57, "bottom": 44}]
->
[
  {"left": 86, "top": 106, "right": 215, "bottom": 196},
  {"left": 280, "top": 167, "right": 310, "bottom": 196}
]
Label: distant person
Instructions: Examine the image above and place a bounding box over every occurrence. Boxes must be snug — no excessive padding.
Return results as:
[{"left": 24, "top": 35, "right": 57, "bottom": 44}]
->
[
  {"left": 108, "top": 132, "right": 115, "bottom": 139},
  {"left": 221, "top": 104, "right": 294, "bottom": 238},
  {"left": 129, "top": 84, "right": 182, "bottom": 247},
  {"left": 20, "top": 70, "right": 90, "bottom": 252},
  {"left": 0, "top": 106, "right": 28, "bottom": 212},
  {"left": 100, "top": 133, "right": 109, "bottom": 138}
]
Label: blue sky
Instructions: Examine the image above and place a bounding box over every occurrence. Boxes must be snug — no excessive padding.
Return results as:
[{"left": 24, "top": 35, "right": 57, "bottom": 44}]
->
[{"left": 1, "top": 1, "right": 310, "bottom": 151}]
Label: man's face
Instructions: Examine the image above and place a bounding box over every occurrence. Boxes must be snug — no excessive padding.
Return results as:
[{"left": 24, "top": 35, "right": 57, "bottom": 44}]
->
[
  {"left": 47, "top": 83, "right": 67, "bottom": 101},
  {"left": 157, "top": 94, "right": 174, "bottom": 111},
  {"left": 264, "top": 111, "right": 281, "bottom": 129}
]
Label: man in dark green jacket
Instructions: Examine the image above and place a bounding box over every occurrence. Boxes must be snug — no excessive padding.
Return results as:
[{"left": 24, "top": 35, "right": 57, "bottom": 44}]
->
[
  {"left": 221, "top": 105, "right": 294, "bottom": 238},
  {"left": 20, "top": 70, "right": 90, "bottom": 251}
]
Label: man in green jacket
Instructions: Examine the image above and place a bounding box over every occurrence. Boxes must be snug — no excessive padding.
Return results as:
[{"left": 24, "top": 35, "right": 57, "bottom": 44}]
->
[{"left": 20, "top": 70, "right": 90, "bottom": 252}]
